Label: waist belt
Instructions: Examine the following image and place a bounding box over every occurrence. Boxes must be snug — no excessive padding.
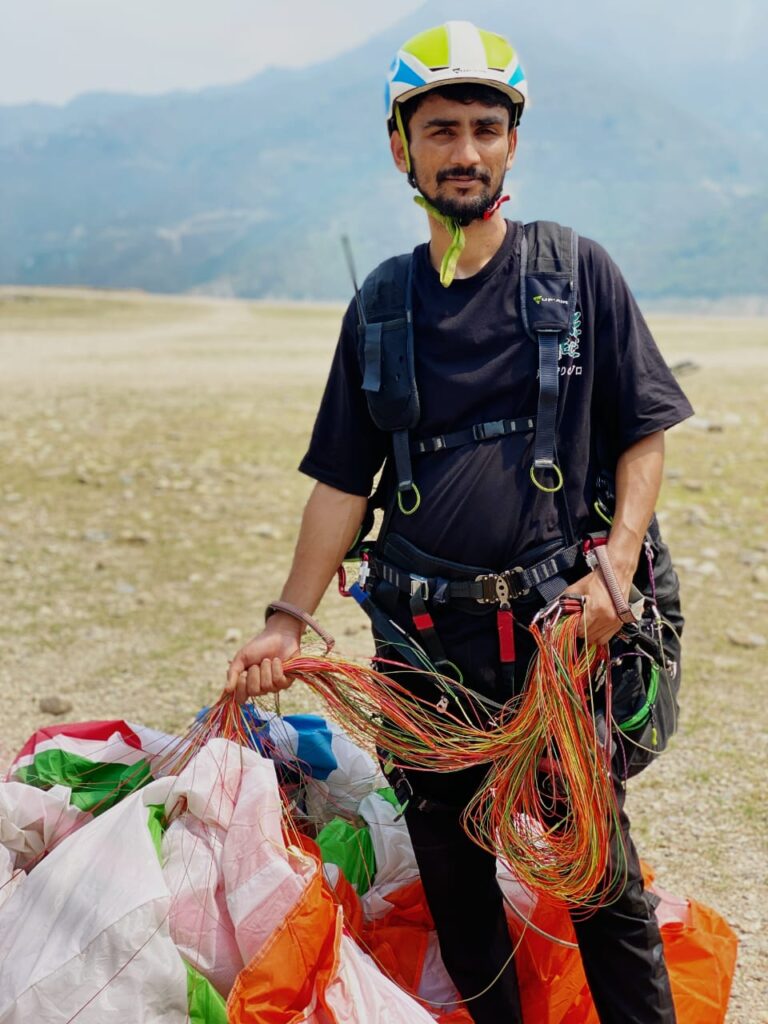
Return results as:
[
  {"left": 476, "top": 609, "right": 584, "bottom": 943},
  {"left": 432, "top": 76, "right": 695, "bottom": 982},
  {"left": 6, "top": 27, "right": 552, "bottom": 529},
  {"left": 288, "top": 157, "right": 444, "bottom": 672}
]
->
[{"left": 368, "top": 541, "right": 583, "bottom": 606}]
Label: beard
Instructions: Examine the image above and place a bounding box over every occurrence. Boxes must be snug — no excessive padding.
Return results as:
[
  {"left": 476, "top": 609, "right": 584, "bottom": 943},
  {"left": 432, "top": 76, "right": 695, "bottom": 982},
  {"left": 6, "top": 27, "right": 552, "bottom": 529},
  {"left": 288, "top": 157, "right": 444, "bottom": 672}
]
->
[{"left": 412, "top": 162, "right": 503, "bottom": 226}]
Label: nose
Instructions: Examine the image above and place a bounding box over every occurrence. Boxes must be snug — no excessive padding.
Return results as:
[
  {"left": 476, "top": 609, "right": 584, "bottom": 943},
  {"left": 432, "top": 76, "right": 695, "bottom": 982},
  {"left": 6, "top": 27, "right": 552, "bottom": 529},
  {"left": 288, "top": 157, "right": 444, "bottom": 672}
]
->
[{"left": 450, "top": 129, "right": 481, "bottom": 167}]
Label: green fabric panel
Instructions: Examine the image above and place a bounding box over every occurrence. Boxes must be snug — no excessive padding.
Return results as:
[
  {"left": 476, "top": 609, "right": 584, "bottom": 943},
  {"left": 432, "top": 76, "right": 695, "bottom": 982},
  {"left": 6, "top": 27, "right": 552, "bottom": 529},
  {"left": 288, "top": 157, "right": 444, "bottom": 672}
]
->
[
  {"left": 16, "top": 751, "right": 152, "bottom": 814},
  {"left": 317, "top": 817, "right": 376, "bottom": 895},
  {"left": 404, "top": 25, "right": 449, "bottom": 69},
  {"left": 146, "top": 804, "right": 166, "bottom": 858},
  {"left": 186, "top": 962, "right": 228, "bottom": 1023},
  {"left": 376, "top": 786, "right": 400, "bottom": 810}
]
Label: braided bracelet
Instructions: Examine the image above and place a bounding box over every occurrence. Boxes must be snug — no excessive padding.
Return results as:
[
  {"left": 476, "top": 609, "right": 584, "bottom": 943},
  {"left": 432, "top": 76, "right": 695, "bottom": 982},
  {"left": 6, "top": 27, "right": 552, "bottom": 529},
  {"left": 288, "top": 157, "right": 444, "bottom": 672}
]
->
[
  {"left": 589, "top": 545, "right": 637, "bottom": 624},
  {"left": 265, "top": 600, "right": 335, "bottom": 654}
]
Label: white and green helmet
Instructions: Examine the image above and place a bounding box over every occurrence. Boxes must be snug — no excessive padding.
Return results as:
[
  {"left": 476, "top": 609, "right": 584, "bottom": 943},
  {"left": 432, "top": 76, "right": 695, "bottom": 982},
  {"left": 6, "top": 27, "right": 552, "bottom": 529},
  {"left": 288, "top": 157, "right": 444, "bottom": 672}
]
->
[{"left": 385, "top": 20, "right": 528, "bottom": 130}]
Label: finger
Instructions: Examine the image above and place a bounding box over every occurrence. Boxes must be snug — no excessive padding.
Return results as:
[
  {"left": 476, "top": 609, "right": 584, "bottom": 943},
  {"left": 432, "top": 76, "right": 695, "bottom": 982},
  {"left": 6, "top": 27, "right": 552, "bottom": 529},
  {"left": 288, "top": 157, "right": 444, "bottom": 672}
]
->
[
  {"left": 246, "top": 665, "right": 262, "bottom": 698},
  {"left": 259, "top": 658, "right": 274, "bottom": 694},
  {"left": 271, "top": 657, "right": 285, "bottom": 687},
  {"left": 235, "top": 671, "right": 248, "bottom": 705},
  {"left": 227, "top": 653, "right": 245, "bottom": 691}
]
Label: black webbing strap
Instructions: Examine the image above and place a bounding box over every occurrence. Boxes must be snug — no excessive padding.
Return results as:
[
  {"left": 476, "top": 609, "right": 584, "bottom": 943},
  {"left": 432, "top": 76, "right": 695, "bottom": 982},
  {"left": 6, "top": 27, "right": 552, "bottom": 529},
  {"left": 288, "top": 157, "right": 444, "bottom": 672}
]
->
[
  {"left": 411, "top": 416, "right": 535, "bottom": 456},
  {"left": 392, "top": 428, "right": 414, "bottom": 492},
  {"left": 369, "top": 541, "right": 582, "bottom": 605},
  {"left": 533, "top": 332, "right": 560, "bottom": 471},
  {"left": 520, "top": 223, "right": 579, "bottom": 478}
]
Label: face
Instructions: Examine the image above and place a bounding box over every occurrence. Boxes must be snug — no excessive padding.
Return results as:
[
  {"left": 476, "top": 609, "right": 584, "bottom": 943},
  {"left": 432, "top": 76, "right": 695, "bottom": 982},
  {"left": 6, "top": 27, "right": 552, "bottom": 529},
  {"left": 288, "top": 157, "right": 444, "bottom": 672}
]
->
[{"left": 391, "top": 92, "right": 517, "bottom": 224}]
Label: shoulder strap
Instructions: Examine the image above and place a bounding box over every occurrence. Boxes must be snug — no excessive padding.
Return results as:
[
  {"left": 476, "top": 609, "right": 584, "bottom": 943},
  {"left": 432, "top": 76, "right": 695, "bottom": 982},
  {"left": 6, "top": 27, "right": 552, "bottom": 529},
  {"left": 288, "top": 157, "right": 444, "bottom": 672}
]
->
[
  {"left": 357, "top": 253, "right": 420, "bottom": 511},
  {"left": 520, "top": 221, "right": 579, "bottom": 491}
]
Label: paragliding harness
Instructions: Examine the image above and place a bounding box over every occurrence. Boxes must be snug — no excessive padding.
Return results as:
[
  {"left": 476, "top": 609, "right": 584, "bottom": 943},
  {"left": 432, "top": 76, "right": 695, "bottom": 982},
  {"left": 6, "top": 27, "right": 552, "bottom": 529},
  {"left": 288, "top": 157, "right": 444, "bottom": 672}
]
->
[{"left": 342, "top": 221, "right": 681, "bottom": 787}]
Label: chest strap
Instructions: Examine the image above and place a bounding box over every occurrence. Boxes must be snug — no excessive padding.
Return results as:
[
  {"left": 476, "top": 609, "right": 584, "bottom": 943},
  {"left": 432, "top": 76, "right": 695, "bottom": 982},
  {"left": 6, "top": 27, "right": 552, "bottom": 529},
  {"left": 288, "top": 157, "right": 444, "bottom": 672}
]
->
[{"left": 411, "top": 416, "right": 535, "bottom": 455}]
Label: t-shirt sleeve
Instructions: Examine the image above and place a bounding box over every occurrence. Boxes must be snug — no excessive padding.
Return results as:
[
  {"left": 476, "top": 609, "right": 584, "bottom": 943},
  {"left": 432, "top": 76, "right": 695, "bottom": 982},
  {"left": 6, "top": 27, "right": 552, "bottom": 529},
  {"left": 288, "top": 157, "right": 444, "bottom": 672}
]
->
[
  {"left": 586, "top": 241, "right": 694, "bottom": 460},
  {"left": 298, "top": 301, "right": 389, "bottom": 496}
]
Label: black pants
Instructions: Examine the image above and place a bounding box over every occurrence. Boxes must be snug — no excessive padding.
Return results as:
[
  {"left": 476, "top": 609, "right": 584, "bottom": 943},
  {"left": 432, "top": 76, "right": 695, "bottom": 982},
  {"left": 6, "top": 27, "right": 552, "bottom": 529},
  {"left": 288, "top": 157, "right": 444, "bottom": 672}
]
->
[
  {"left": 373, "top": 591, "right": 677, "bottom": 1024},
  {"left": 403, "top": 764, "right": 675, "bottom": 1024}
]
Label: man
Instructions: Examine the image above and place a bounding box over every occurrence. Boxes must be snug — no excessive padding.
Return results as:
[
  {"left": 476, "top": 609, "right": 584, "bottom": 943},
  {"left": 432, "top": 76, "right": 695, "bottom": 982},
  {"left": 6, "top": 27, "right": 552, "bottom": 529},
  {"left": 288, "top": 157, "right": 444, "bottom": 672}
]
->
[{"left": 227, "top": 21, "right": 692, "bottom": 1023}]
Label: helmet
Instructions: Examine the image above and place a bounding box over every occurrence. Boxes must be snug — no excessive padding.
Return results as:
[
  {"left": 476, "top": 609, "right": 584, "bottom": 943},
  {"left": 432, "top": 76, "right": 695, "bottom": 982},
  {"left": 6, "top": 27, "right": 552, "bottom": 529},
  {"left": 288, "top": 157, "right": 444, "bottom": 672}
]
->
[{"left": 385, "top": 20, "right": 527, "bottom": 132}]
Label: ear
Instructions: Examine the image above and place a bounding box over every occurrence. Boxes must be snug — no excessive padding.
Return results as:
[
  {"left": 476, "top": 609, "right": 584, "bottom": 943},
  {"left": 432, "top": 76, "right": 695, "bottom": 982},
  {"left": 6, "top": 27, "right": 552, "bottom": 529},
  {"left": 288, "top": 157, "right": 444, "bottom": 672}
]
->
[
  {"left": 390, "top": 130, "right": 409, "bottom": 174},
  {"left": 506, "top": 127, "right": 518, "bottom": 171}
]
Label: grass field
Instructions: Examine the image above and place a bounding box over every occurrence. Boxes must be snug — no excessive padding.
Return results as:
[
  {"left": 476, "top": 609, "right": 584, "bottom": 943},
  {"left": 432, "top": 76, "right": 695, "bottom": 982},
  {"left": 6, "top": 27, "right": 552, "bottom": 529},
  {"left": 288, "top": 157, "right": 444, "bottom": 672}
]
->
[{"left": 1, "top": 287, "right": 766, "bottom": 1021}]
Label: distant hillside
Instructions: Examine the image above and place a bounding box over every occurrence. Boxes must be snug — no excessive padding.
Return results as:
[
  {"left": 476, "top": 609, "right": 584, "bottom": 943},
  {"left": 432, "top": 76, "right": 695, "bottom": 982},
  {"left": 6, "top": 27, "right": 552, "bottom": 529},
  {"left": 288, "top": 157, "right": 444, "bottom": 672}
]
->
[{"left": 0, "top": 0, "right": 766, "bottom": 301}]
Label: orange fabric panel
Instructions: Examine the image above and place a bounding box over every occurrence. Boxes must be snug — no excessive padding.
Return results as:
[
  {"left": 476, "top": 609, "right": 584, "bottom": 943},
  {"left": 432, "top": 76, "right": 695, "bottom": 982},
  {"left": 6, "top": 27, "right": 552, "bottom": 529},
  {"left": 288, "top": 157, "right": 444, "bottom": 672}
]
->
[
  {"left": 227, "top": 855, "right": 341, "bottom": 1024},
  {"left": 506, "top": 886, "right": 737, "bottom": 1024}
]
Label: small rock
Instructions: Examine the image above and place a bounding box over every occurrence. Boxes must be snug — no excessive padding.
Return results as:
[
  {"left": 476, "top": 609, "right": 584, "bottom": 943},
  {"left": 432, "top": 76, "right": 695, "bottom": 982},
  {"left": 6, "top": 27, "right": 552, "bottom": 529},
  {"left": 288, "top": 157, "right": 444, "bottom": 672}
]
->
[
  {"left": 225, "top": 628, "right": 242, "bottom": 643},
  {"left": 188, "top": 573, "right": 203, "bottom": 583},
  {"left": 82, "top": 529, "right": 110, "bottom": 543},
  {"left": 39, "top": 695, "right": 73, "bottom": 716},
  {"left": 118, "top": 530, "right": 152, "bottom": 545},
  {"left": 665, "top": 468, "right": 682, "bottom": 481},
  {"left": 684, "top": 506, "right": 708, "bottom": 527},
  {"left": 694, "top": 561, "right": 718, "bottom": 577},
  {"left": 674, "top": 557, "right": 696, "bottom": 572},
  {"left": 670, "top": 359, "right": 700, "bottom": 376},
  {"left": 701, "top": 547, "right": 719, "bottom": 560},
  {"left": 752, "top": 566, "right": 768, "bottom": 586},
  {"left": 115, "top": 580, "right": 136, "bottom": 594},
  {"left": 727, "top": 631, "right": 767, "bottom": 649},
  {"left": 682, "top": 479, "right": 704, "bottom": 492},
  {"left": 740, "top": 551, "right": 764, "bottom": 567},
  {"left": 687, "top": 416, "right": 724, "bottom": 433},
  {"left": 255, "top": 523, "right": 281, "bottom": 540}
]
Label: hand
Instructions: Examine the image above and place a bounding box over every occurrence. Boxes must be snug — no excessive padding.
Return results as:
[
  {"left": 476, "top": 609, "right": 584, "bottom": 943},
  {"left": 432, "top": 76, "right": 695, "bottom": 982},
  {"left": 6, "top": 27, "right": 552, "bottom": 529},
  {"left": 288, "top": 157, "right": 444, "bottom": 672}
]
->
[
  {"left": 566, "top": 570, "right": 625, "bottom": 647},
  {"left": 225, "top": 614, "right": 302, "bottom": 701}
]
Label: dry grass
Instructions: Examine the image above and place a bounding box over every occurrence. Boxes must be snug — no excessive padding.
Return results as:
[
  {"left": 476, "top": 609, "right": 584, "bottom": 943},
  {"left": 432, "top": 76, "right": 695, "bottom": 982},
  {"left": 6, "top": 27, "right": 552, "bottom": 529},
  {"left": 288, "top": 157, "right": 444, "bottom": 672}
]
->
[{"left": 0, "top": 288, "right": 765, "bottom": 1021}]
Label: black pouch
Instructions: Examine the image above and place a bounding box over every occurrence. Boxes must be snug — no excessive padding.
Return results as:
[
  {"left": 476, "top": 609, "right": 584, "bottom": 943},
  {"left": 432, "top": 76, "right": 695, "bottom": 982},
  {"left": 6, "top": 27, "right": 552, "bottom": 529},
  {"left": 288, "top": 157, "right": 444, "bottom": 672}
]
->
[{"left": 611, "top": 521, "right": 683, "bottom": 777}]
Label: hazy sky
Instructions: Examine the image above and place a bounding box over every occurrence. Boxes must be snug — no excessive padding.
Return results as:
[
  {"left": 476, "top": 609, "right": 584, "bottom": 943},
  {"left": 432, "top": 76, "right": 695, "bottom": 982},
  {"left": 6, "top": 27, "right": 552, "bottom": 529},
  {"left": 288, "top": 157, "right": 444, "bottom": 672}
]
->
[{"left": 0, "top": 0, "right": 422, "bottom": 106}]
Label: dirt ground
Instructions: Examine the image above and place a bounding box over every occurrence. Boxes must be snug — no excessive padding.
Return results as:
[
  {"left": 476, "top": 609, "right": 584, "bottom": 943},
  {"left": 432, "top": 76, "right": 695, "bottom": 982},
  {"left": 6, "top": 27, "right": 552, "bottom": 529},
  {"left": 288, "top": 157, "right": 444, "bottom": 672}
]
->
[{"left": 1, "top": 287, "right": 766, "bottom": 1021}]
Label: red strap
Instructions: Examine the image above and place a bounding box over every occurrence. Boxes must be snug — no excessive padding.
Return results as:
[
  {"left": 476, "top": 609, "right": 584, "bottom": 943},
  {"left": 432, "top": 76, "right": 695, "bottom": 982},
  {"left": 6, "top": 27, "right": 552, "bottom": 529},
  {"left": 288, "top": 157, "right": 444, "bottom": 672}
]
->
[
  {"left": 482, "top": 194, "right": 510, "bottom": 220},
  {"left": 412, "top": 612, "right": 435, "bottom": 632},
  {"left": 497, "top": 609, "right": 516, "bottom": 663}
]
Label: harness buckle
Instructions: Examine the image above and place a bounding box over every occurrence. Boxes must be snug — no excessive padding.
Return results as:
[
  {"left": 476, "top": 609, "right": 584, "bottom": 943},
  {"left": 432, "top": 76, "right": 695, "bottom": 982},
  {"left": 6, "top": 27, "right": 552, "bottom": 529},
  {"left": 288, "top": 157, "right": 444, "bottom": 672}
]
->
[
  {"left": 475, "top": 573, "right": 501, "bottom": 603},
  {"left": 472, "top": 419, "right": 506, "bottom": 441},
  {"left": 409, "top": 574, "right": 430, "bottom": 600},
  {"left": 475, "top": 569, "right": 529, "bottom": 604}
]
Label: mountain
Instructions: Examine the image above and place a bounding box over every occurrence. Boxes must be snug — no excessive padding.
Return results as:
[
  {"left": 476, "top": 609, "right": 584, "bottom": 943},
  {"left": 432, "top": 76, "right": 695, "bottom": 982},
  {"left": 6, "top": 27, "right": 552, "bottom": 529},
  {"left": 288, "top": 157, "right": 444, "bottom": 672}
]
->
[{"left": 0, "top": 0, "right": 766, "bottom": 301}]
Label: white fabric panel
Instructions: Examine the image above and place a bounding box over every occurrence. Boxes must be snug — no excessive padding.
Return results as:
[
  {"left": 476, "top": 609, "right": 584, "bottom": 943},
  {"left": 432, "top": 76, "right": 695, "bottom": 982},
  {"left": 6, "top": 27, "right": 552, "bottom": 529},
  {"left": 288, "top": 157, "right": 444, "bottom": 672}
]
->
[
  {"left": 0, "top": 782, "right": 86, "bottom": 867},
  {"left": 161, "top": 738, "right": 312, "bottom": 990},
  {"left": 0, "top": 782, "right": 186, "bottom": 1023},
  {"left": 358, "top": 792, "right": 419, "bottom": 920},
  {"left": 324, "top": 933, "right": 437, "bottom": 1024}
]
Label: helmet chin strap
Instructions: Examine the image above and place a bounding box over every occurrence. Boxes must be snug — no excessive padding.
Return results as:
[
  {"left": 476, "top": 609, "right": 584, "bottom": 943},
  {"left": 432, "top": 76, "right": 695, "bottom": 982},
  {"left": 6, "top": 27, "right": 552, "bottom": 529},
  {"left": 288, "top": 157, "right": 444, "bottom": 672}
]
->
[
  {"left": 413, "top": 190, "right": 510, "bottom": 288},
  {"left": 413, "top": 195, "right": 466, "bottom": 287}
]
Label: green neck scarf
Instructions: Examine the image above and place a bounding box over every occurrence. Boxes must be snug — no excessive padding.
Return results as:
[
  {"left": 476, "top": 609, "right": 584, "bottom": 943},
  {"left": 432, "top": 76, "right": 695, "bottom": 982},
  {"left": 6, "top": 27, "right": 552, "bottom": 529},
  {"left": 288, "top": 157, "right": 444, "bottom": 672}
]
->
[{"left": 413, "top": 195, "right": 465, "bottom": 288}]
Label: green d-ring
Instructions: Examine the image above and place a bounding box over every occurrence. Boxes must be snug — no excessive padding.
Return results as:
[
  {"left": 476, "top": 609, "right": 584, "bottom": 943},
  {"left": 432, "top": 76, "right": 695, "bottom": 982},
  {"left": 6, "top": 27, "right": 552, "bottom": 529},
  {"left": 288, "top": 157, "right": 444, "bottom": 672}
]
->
[
  {"left": 397, "top": 483, "right": 421, "bottom": 515},
  {"left": 530, "top": 462, "right": 564, "bottom": 494}
]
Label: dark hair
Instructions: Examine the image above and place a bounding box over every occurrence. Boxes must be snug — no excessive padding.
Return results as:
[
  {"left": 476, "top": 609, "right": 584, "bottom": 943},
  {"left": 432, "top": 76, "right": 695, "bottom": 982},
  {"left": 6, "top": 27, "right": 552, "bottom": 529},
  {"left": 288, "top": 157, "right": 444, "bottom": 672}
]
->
[{"left": 389, "top": 82, "right": 521, "bottom": 138}]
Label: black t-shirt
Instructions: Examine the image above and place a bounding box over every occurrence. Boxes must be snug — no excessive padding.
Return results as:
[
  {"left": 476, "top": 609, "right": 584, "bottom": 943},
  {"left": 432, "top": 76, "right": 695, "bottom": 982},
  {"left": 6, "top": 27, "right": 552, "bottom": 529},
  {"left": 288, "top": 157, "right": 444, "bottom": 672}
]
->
[{"left": 299, "top": 221, "right": 693, "bottom": 570}]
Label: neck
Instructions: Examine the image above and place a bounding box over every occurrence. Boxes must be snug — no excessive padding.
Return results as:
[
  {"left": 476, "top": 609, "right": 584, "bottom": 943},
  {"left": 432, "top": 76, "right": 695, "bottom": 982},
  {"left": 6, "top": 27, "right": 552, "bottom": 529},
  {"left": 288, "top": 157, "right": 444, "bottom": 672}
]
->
[{"left": 427, "top": 210, "right": 508, "bottom": 280}]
